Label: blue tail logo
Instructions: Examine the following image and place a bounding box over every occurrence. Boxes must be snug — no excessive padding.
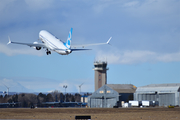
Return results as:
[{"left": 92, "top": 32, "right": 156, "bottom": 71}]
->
[{"left": 65, "top": 28, "right": 73, "bottom": 49}]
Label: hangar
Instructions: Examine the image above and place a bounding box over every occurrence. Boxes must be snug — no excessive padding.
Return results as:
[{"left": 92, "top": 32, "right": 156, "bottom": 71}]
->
[
  {"left": 134, "top": 83, "right": 180, "bottom": 106},
  {"left": 88, "top": 84, "right": 136, "bottom": 108}
]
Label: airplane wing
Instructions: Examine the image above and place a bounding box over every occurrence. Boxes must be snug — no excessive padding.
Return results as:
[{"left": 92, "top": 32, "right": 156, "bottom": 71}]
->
[
  {"left": 7, "top": 37, "right": 91, "bottom": 52},
  {"left": 7, "top": 36, "right": 49, "bottom": 49},
  {"left": 71, "top": 37, "right": 112, "bottom": 48}
]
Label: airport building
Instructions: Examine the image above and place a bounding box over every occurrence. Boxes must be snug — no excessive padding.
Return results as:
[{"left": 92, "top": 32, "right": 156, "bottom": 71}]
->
[
  {"left": 89, "top": 61, "right": 137, "bottom": 108},
  {"left": 134, "top": 84, "right": 180, "bottom": 106},
  {"left": 88, "top": 84, "right": 137, "bottom": 108},
  {"left": 93, "top": 61, "right": 108, "bottom": 91}
]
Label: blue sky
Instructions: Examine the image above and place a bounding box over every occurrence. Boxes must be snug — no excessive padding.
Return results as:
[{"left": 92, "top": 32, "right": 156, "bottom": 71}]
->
[{"left": 0, "top": 0, "right": 180, "bottom": 93}]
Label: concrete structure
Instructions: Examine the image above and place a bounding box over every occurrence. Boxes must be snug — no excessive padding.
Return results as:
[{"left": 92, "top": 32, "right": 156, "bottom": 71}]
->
[
  {"left": 88, "top": 84, "right": 136, "bottom": 108},
  {"left": 134, "top": 83, "right": 180, "bottom": 106},
  {"left": 93, "top": 61, "right": 108, "bottom": 91}
]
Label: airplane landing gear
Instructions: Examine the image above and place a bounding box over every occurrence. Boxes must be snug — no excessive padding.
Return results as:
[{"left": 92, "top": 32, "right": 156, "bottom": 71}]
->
[{"left": 46, "top": 49, "right": 51, "bottom": 55}]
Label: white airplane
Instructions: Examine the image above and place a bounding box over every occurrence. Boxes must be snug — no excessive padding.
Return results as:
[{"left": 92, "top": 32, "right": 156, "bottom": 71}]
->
[{"left": 7, "top": 28, "right": 112, "bottom": 55}]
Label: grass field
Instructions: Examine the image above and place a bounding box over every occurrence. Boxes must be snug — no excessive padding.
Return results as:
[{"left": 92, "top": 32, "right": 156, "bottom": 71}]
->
[{"left": 0, "top": 107, "right": 180, "bottom": 120}]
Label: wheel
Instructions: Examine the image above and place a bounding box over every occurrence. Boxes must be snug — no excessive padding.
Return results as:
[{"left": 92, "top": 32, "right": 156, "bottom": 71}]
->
[{"left": 46, "top": 49, "right": 51, "bottom": 55}]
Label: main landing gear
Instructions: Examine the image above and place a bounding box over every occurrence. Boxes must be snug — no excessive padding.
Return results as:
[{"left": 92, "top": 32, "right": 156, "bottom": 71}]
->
[{"left": 46, "top": 49, "right": 51, "bottom": 55}]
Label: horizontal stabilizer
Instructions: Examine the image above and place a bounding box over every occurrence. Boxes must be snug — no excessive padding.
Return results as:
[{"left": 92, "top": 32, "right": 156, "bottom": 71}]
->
[
  {"left": 53, "top": 48, "right": 91, "bottom": 51},
  {"left": 71, "top": 49, "right": 91, "bottom": 51}
]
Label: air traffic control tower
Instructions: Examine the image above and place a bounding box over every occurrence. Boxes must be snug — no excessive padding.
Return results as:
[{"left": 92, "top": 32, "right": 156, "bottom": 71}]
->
[{"left": 93, "top": 61, "right": 108, "bottom": 91}]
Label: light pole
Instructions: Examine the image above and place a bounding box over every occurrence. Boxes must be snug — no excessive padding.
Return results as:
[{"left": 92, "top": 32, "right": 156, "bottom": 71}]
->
[{"left": 63, "top": 85, "right": 67, "bottom": 102}]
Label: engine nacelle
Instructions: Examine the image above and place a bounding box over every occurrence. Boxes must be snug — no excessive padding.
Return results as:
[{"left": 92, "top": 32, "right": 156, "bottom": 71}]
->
[
  {"left": 33, "top": 42, "right": 41, "bottom": 50},
  {"left": 36, "top": 47, "right": 41, "bottom": 50}
]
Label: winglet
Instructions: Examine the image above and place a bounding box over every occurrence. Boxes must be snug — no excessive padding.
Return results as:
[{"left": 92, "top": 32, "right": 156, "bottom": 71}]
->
[
  {"left": 107, "top": 37, "right": 112, "bottom": 44},
  {"left": 7, "top": 36, "right": 11, "bottom": 45}
]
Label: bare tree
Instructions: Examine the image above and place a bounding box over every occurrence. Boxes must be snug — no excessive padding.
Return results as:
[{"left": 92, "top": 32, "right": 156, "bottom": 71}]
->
[
  {"left": 18, "top": 93, "right": 37, "bottom": 107},
  {"left": 51, "top": 90, "right": 61, "bottom": 102}
]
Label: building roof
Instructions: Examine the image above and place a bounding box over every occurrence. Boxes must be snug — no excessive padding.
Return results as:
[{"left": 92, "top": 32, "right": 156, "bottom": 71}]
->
[
  {"left": 106, "top": 84, "right": 137, "bottom": 93},
  {"left": 89, "top": 85, "right": 119, "bottom": 99},
  {"left": 136, "top": 83, "right": 180, "bottom": 93},
  {"left": 141, "top": 83, "right": 180, "bottom": 87}
]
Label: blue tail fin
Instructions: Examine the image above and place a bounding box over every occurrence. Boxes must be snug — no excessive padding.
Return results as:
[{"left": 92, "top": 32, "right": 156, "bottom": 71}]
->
[{"left": 65, "top": 28, "right": 73, "bottom": 49}]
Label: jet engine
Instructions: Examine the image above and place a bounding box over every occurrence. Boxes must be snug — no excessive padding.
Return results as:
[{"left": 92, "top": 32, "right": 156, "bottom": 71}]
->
[
  {"left": 33, "top": 42, "right": 41, "bottom": 50},
  {"left": 36, "top": 47, "right": 41, "bottom": 50}
]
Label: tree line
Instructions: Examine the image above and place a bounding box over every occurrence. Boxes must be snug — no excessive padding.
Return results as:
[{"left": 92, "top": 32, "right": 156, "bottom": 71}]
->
[{"left": 0, "top": 90, "right": 91, "bottom": 108}]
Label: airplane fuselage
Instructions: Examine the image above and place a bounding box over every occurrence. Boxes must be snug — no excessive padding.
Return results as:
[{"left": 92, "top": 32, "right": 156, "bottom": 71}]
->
[{"left": 39, "top": 30, "right": 71, "bottom": 55}]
